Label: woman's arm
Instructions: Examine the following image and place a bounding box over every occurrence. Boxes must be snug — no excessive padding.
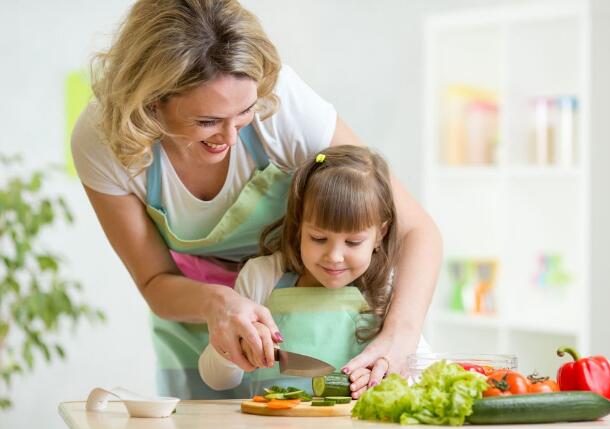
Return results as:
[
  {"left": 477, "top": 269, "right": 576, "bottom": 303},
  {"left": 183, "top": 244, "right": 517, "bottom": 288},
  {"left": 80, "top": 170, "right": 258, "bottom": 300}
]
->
[
  {"left": 83, "top": 185, "right": 281, "bottom": 370},
  {"left": 330, "top": 117, "right": 443, "bottom": 385}
]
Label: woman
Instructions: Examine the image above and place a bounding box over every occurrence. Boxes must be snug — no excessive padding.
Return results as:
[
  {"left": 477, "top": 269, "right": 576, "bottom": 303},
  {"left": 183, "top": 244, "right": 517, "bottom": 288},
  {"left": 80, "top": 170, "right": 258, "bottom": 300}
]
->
[{"left": 71, "top": 0, "right": 442, "bottom": 399}]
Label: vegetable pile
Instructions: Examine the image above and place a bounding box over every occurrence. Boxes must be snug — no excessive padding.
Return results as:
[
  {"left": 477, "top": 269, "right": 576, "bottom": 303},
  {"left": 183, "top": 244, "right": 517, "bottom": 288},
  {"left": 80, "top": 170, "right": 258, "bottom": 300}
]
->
[
  {"left": 351, "top": 360, "right": 488, "bottom": 426},
  {"left": 252, "top": 386, "right": 312, "bottom": 409},
  {"left": 482, "top": 369, "right": 559, "bottom": 396}
]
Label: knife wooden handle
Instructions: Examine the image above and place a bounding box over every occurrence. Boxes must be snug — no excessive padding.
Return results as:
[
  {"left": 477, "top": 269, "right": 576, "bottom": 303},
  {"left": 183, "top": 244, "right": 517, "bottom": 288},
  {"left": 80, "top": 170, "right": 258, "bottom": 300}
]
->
[{"left": 273, "top": 347, "right": 280, "bottom": 362}]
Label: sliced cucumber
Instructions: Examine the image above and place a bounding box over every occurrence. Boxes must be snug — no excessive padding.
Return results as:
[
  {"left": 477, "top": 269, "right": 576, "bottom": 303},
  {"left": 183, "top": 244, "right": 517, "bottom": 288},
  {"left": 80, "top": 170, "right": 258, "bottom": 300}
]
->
[
  {"left": 324, "top": 396, "right": 351, "bottom": 404},
  {"left": 264, "top": 385, "right": 286, "bottom": 394},
  {"left": 263, "top": 392, "right": 286, "bottom": 400},
  {"left": 311, "top": 400, "right": 336, "bottom": 406},
  {"left": 312, "top": 373, "right": 351, "bottom": 397},
  {"left": 299, "top": 393, "right": 313, "bottom": 402},
  {"left": 283, "top": 390, "right": 304, "bottom": 399}
]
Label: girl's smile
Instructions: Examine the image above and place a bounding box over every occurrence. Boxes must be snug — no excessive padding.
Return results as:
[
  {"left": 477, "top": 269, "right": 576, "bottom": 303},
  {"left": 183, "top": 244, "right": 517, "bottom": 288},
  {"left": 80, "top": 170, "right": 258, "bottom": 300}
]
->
[{"left": 320, "top": 266, "right": 348, "bottom": 276}]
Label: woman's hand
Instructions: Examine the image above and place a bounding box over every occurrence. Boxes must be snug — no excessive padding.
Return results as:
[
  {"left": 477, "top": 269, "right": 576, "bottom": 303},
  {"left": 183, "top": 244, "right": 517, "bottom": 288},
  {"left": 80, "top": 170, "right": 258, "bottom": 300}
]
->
[
  {"left": 342, "top": 330, "right": 414, "bottom": 388},
  {"left": 239, "top": 322, "right": 276, "bottom": 370},
  {"left": 207, "top": 290, "right": 281, "bottom": 371}
]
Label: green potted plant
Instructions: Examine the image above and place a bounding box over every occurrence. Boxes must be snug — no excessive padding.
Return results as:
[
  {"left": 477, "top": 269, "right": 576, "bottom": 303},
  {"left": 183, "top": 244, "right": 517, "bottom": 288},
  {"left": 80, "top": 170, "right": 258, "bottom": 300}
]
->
[{"left": 0, "top": 155, "right": 105, "bottom": 409}]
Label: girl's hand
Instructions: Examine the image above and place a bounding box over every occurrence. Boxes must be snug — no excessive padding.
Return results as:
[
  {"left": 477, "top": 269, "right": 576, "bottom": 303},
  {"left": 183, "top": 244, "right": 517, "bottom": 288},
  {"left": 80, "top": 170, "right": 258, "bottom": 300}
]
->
[
  {"left": 342, "top": 331, "right": 408, "bottom": 388},
  {"left": 347, "top": 367, "right": 372, "bottom": 399},
  {"left": 207, "top": 291, "right": 281, "bottom": 371},
  {"left": 239, "top": 322, "right": 276, "bottom": 370},
  {"left": 347, "top": 355, "right": 391, "bottom": 398}
]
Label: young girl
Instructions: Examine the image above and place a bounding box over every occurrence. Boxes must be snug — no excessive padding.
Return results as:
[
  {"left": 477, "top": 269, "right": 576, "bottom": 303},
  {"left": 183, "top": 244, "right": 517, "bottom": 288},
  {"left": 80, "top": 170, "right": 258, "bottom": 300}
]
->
[{"left": 198, "top": 145, "right": 430, "bottom": 398}]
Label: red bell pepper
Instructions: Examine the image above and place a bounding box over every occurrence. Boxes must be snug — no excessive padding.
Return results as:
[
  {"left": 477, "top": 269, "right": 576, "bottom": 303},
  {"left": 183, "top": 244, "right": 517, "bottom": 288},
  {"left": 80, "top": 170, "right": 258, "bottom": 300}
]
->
[{"left": 556, "top": 346, "right": 610, "bottom": 399}]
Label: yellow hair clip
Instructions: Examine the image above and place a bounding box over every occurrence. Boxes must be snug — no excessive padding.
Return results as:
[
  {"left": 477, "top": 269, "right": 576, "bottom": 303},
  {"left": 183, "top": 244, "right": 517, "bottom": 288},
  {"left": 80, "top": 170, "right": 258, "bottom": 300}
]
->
[{"left": 315, "top": 154, "right": 326, "bottom": 163}]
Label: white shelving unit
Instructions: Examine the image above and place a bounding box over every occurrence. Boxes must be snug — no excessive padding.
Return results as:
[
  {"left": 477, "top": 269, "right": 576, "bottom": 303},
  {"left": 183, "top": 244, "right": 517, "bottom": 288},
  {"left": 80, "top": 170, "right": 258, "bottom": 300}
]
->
[{"left": 422, "top": 0, "right": 610, "bottom": 377}]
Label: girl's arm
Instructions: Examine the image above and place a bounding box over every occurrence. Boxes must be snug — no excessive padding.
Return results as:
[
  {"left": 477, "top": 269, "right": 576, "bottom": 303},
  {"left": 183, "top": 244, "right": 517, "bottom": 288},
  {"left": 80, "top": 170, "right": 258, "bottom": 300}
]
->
[
  {"left": 198, "top": 339, "right": 246, "bottom": 390},
  {"left": 198, "top": 258, "right": 277, "bottom": 390},
  {"left": 83, "top": 185, "right": 281, "bottom": 371},
  {"left": 330, "top": 117, "right": 443, "bottom": 385}
]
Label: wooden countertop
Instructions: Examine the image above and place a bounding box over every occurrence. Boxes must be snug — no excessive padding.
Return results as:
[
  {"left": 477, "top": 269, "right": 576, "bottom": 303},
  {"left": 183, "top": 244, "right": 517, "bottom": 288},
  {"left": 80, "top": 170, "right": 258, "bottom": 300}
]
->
[{"left": 58, "top": 399, "right": 610, "bottom": 429}]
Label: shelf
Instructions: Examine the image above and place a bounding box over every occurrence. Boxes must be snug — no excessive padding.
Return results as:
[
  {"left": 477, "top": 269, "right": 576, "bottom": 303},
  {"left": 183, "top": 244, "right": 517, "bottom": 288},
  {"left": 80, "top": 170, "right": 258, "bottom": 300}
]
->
[
  {"left": 423, "top": 0, "right": 610, "bottom": 363},
  {"left": 507, "top": 320, "right": 580, "bottom": 337},
  {"left": 432, "top": 311, "right": 500, "bottom": 329},
  {"left": 430, "top": 165, "right": 581, "bottom": 181},
  {"left": 431, "top": 310, "right": 580, "bottom": 337},
  {"left": 507, "top": 166, "right": 581, "bottom": 179}
]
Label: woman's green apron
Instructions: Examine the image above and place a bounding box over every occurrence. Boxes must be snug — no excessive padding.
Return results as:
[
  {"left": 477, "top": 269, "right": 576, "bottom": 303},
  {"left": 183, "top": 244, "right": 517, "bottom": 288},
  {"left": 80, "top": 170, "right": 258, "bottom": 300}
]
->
[
  {"left": 146, "top": 127, "right": 373, "bottom": 399},
  {"left": 146, "top": 125, "right": 292, "bottom": 399}
]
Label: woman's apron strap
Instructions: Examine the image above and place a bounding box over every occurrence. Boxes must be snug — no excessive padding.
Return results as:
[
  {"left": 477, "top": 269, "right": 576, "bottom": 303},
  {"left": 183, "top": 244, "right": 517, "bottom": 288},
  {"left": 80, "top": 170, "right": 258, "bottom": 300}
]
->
[
  {"left": 239, "top": 125, "right": 269, "bottom": 170},
  {"left": 146, "top": 142, "right": 163, "bottom": 210}
]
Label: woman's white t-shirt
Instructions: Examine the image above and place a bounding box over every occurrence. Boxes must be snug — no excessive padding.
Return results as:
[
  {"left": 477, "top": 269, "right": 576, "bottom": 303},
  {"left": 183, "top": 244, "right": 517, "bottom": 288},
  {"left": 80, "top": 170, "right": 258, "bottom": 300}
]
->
[{"left": 71, "top": 65, "right": 337, "bottom": 239}]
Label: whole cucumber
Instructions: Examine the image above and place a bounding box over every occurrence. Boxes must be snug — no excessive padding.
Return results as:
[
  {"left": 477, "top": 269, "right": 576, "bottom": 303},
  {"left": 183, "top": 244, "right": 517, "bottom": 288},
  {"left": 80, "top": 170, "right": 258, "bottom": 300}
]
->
[{"left": 468, "top": 391, "right": 610, "bottom": 425}]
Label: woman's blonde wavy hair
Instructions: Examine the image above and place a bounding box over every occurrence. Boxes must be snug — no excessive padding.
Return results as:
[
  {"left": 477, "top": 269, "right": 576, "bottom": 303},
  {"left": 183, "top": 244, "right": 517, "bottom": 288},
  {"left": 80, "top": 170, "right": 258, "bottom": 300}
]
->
[
  {"left": 91, "top": 0, "right": 281, "bottom": 173},
  {"left": 260, "top": 145, "right": 400, "bottom": 341}
]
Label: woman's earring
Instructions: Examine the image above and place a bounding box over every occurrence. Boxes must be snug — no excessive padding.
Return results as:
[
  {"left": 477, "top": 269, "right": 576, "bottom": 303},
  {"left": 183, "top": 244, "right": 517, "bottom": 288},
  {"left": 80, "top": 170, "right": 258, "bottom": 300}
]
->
[{"left": 373, "top": 247, "right": 380, "bottom": 253}]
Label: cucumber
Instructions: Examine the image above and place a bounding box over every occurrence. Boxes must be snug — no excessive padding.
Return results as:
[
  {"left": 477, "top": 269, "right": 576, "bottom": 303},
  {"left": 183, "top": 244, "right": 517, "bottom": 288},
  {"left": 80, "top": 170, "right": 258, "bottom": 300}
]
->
[
  {"left": 283, "top": 390, "right": 304, "bottom": 399},
  {"left": 325, "top": 396, "right": 351, "bottom": 404},
  {"left": 311, "top": 400, "right": 336, "bottom": 406},
  {"left": 468, "top": 391, "right": 610, "bottom": 425},
  {"left": 298, "top": 392, "right": 313, "bottom": 402},
  {"left": 312, "top": 373, "right": 351, "bottom": 397},
  {"left": 264, "top": 392, "right": 286, "bottom": 400}
]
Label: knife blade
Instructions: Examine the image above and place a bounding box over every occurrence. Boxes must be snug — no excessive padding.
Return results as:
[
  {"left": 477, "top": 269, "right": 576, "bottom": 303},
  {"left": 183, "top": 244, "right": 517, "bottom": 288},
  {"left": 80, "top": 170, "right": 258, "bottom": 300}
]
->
[{"left": 274, "top": 348, "right": 335, "bottom": 377}]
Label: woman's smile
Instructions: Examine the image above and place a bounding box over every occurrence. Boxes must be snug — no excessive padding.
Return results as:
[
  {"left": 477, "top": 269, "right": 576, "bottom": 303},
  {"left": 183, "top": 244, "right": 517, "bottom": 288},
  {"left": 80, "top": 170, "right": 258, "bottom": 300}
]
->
[
  {"left": 201, "top": 140, "right": 229, "bottom": 154},
  {"left": 156, "top": 74, "right": 258, "bottom": 164}
]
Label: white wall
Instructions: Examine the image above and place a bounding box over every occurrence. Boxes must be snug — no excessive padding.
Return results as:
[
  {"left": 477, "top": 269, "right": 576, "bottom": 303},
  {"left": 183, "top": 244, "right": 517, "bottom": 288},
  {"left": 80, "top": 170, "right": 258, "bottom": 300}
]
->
[{"left": 0, "top": 1, "right": 521, "bottom": 428}]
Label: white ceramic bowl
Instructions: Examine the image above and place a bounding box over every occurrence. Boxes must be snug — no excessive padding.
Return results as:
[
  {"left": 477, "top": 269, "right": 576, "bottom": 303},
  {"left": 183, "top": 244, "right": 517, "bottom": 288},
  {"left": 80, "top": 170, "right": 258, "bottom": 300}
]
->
[{"left": 123, "top": 397, "right": 179, "bottom": 418}]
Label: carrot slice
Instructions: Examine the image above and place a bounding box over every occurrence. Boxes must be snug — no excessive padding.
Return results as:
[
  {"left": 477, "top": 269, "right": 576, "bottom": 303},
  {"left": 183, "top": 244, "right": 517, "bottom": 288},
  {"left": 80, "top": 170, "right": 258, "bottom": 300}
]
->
[
  {"left": 266, "top": 399, "right": 300, "bottom": 409},
  {"left": 252, "top": 396, "right": 268, "bottom": 403}
]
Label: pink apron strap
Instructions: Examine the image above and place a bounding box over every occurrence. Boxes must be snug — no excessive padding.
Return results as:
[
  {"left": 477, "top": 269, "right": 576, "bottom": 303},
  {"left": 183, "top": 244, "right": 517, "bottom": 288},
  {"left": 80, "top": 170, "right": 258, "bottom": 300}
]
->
[{"left": 170, "top": 251, "right": 238, "bottom": 288}]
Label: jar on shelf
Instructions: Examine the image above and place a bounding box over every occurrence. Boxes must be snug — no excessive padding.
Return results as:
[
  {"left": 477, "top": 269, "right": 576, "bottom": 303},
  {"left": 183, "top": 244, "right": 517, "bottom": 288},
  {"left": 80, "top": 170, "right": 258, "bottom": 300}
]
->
[
  {"left": 529, "top": 95, "right": 579, "bottom": 166},
  {"left": 555, "top": 96, "right": 578, "bottom": 166},
  {"left": 466, "top": 100, "right": 499, "bottom": 165},
  {"left": 529, "top": 96, "right": 556, "bottom": 165},
  {"left": 441, "top": 85, "right": 499, "bottom": 166}
]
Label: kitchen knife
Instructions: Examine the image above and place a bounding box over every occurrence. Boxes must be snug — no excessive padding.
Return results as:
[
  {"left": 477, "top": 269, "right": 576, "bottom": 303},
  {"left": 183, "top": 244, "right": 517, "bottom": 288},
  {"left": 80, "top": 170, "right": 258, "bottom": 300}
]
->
[{"left": 274, "top": 348, "right": 335, "bottom": 377}]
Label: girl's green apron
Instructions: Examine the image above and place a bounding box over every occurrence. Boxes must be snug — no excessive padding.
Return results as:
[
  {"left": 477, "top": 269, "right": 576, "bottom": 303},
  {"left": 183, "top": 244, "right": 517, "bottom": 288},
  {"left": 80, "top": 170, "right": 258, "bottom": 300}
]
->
[
  {"left": 243, "top": 272, "right": 372, "bottom": 396},
  {"left": 146, "top": 125, "right": 292, "bottom": 399}
]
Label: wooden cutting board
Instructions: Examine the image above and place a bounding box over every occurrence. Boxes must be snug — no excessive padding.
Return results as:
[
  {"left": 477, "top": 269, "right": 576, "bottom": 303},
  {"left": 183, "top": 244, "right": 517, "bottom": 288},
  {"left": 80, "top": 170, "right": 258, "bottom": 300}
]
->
[{"left": 241, "top": 400, "right": 354, "bottom": 417}]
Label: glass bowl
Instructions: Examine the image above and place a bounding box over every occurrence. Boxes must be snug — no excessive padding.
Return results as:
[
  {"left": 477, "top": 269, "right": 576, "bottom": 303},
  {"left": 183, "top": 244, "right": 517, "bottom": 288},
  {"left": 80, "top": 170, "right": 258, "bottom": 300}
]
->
[{"left": 405, "top": 353, "right": 517, "bottom": 383}]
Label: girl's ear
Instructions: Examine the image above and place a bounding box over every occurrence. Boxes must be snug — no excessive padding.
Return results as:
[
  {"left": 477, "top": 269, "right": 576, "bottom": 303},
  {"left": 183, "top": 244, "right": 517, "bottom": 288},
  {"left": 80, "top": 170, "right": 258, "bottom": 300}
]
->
[{"left": 376, "top": 221, "right": 389, "bottom": 247}]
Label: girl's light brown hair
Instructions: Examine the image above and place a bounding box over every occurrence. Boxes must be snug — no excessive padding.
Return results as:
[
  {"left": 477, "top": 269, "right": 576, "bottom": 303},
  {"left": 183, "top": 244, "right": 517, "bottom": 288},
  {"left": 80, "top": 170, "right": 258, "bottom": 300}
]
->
[
  {"left": 260, "top": 145, "right": 399, "bottom": 340},
  {"left": 91, "top": 0, "right": 281, "bottom": 173}
]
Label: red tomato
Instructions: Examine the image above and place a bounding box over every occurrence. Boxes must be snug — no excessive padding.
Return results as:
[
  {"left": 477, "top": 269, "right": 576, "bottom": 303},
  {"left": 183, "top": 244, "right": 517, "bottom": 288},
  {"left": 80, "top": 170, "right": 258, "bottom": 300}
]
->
[
  {"left": 485, "top": 370, "right": 530, "bottom": 395},
  {"left": 482, "top": 365, "right": 495, "bottom": 376},
  {"left": 527, "top": 374, "right": 560, "bottom": 393},
  {"left": 457, "top": 362, "right": 487, "bottom": 375},
  {"left": 483, "top": 387, "right": 512, "bottom": 397}
]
